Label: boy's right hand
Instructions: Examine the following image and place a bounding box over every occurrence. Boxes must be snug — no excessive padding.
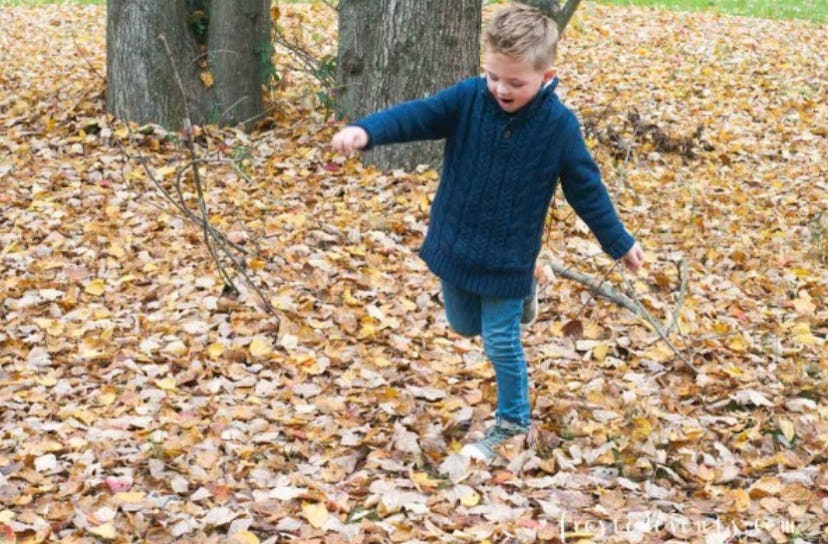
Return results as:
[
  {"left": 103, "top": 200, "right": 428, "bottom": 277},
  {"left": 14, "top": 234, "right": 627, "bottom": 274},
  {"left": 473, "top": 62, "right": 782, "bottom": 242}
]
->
[{"left": 331, "top": 126, "right": 369, "bottom": 154}]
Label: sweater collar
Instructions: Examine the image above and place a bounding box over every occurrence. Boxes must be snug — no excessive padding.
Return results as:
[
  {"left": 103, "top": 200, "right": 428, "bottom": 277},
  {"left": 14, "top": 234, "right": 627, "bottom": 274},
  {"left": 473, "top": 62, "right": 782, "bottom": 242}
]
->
[{"left": 481, "top": 75, "right": 559, "bottom": 119}]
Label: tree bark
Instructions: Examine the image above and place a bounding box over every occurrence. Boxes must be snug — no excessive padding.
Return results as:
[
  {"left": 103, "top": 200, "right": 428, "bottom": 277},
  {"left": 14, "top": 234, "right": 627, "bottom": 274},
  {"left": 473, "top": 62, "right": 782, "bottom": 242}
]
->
[
  {"left": 337, "top": 0, "right": 481, "bottom": 171},
  {"left": 208, "top": 0, "right": 271, "bottom": 126},
  {"left": 106, "top": 0, "right": 270, "bottom": 129},
  {"left": 106, "top": 1, "right": 201, "bottom": 128}
]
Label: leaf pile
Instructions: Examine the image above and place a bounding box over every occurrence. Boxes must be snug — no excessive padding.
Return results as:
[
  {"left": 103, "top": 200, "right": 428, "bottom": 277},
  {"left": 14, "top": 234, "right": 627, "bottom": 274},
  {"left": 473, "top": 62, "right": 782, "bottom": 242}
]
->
[{"left": 1, "top": 3, "right": 826, "bottom": 543}]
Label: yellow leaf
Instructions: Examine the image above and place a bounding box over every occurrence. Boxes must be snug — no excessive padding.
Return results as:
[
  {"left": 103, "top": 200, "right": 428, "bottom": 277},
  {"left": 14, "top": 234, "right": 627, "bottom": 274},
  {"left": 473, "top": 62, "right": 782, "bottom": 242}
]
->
[
  {"left": 113, "top": 491, "right": 145, "bottom": 504},
  {"left": 78, "top": 340, "right": 105, "bottom": 360},
  {"left": 230, "top": 531, "right": 260, "bottom": 544},
  {"left": 249, "top": 336, "right": 272, "bottom": 358},
  {"left": 460, "top": 489, "right": 480, "bottom": 507},
  {"left": 88, "top": 523, "right": 117, "bottom": 540},
  {"left": 792, "top": 323, "right": 818, "bottom": 345},
  {"left": 792, "top": 296, "right": 815, "bottom": 315},
  {"left": 302, "top": 502, "right": 328, "bottom": 529},
  {"left": 154, "top": 377, "right": 177, "bottom": 391},
  {"left": 727, "top": 335, "right": 750, "bottom": 353},
  {"left": 108, "top": 244, "right": 125, "bottom": 258},
  {"left": 749, "top": 476, "right": 782, "bottom": 498},
  {"left": 200, "top": 71, "right": 214, "bottom": 89},
  {"left": 592, "top": 342, "right": 608, "bottom": 362},
  {"left": 410, "top": 471, "right": 440, "bottom": 490},
  {"left": 372, "top": 355, "right": 392, "bottom": 368},
  {"left": 155, "top": 165, "right": 176, "bottom": 178},
  {"left": 631, "top": 416, "right": 652, "bottom": 440},
  {"left": 207, "top": 342, "right": 225, "bottom": 359},
  {"left": 722, "top": 365, "right": 743, "bottom": 378},
  {"left": 343, "top": 289, "right": 360, "bottom": 306},
  {"left": 725, "top": 488, "right": 751, "bottom": 512},
  {"left": 85, "top": 279, "right": 106, "bottom": 296},
  {"left": 777, "top": 417, "right": 796, "bottom": 442}
]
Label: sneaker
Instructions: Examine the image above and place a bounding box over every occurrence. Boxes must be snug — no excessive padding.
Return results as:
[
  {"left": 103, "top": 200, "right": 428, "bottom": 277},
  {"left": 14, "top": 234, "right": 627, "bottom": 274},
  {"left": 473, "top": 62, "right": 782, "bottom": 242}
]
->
[
  {"left": 520, "top": 281, "right": 538, "bottom": 326},
  {"left": 460, "top": 418, "right": 529, "bottom": 463}
]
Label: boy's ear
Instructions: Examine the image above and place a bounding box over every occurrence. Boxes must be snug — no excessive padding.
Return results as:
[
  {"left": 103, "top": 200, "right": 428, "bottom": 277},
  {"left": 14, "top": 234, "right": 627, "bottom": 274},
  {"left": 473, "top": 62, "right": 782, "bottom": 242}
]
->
[{"left": 543, "top": 68, "right": 557, "bottom": 83}]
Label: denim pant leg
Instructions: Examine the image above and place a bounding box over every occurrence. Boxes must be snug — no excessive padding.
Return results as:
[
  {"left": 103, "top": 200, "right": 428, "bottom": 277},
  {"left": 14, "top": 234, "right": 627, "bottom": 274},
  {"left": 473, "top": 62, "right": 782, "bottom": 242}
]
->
[
  {"left": 441, "top": 280, "right": 482, "bottom": 338},
  {"left": 481, "top": 296, "right": 530, "bottom": 427}
]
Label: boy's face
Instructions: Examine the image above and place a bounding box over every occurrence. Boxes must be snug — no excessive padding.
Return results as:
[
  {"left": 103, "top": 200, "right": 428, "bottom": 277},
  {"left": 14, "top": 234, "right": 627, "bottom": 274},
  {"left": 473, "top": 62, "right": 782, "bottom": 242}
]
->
[{"left": 484, "top": 52, "right": 555, "bottom": 113}]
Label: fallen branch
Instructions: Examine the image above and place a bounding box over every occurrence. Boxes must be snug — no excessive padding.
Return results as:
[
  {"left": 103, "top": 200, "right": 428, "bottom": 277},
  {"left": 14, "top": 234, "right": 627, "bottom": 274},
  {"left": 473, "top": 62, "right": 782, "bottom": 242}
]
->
[
  {"left": 547, "top": 258, "right": 697, "bottom": 374},
  {"left": 159, "top": 34, "right": 236, "bottom": 293},
  {"left": 621, "top": 273, "right": 697, "bottom": 374},
  {"left": 664, "top": 258, "right": 688, "bottom": 336},
  {"left": 116, "top": 142, "right": 248, "bottom": 256},
  {"left": 156, "top": 34, "right": 279, "bottom": 318},
  {"left": 548, "top": 260, "right": 640, "bottom": 315}
]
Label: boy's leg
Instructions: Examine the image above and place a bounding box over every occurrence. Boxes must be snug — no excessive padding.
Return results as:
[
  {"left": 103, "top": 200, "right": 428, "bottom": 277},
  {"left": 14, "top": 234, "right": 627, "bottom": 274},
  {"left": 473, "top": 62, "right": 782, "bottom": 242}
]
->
[
  {"left": 460, "top": 295, "right": 529, "bottom": 463},
  {"left": 480, "top": 296, "right": 530, "bottom": 427},
  {"left": 440, "top": 280, "right": 482, "bottom": 338}
]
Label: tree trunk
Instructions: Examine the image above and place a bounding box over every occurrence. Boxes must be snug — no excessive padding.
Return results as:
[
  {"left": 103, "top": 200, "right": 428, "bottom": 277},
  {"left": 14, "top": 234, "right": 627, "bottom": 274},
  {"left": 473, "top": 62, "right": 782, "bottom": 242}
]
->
[
  {"left": 337, "top": 0, "right": 481, "bottom": 171},
  {"left": 106, "top": 0, "right": 271, "bottom": 129},
  {"left": 208, "top": 0, "right": 271, "bottom": 126}
]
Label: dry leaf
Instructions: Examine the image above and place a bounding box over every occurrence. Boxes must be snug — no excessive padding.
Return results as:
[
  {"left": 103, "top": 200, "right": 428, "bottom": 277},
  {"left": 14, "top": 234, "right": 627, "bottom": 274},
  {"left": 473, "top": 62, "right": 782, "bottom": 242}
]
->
[{"left": 301, "top": 502, "right": 328, "bottom": 529}]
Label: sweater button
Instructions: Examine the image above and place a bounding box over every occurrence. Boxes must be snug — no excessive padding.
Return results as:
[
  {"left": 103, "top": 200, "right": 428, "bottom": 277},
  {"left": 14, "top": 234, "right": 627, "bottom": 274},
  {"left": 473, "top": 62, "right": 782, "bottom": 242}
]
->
[{"left": 503, "top": 129, "right": 511, "bottom": 139}]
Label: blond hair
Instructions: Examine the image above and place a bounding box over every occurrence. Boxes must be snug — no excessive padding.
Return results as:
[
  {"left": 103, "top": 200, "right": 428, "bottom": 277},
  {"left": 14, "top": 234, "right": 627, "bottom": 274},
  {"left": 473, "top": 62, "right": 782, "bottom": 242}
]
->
[{"left": 484, "top": 3, "right": 559, "bottom": 70}]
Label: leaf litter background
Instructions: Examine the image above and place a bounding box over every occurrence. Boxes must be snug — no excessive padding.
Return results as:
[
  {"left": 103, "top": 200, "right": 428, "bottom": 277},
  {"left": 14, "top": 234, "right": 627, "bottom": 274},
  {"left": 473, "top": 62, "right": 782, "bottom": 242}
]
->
[{"left": 1, "top": 3, "right": 827, "bottom": 543}]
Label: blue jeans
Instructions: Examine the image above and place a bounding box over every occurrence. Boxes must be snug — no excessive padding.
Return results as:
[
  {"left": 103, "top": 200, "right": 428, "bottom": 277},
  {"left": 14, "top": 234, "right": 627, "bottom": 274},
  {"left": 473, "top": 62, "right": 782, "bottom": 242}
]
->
[{"left": 441, "top": 280, "right": 530, "bottom": 427}]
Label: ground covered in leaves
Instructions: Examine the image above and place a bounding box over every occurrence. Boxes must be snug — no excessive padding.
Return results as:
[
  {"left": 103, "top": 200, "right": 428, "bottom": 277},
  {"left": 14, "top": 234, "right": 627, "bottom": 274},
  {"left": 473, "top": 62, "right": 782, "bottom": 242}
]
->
[{"left": 1, "top": 3, "right": 827, "bottom": 543}]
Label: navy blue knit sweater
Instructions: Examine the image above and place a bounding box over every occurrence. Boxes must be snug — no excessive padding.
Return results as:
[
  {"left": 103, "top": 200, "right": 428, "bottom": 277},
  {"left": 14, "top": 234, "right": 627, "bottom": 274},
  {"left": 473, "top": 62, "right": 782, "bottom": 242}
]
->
[{"left": 354, "top": 76, "right": 634, "bottom": 299}]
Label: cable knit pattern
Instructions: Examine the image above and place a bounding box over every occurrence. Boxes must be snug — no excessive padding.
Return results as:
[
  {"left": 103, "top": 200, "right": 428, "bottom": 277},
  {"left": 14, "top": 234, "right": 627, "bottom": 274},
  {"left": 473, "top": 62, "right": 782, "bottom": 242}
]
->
[{"left": 353, "top": 76, "right": 634, "bottom": 298}]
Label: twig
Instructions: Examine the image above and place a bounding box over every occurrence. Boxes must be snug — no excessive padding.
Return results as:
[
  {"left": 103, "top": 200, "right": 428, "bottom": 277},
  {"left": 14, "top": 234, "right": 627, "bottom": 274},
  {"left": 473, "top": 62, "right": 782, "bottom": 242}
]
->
[
  {"left": 160, "top": 34, "right": 237, "bottom": 292},
  {"left": 622, "top": 274, "right": 698, "bottom": 375},
  {"left": 116, "top": 141, "right": 248, "bottom": 255},
  {"left": 664, "top": 258, "right": 688, "bottom": 335},
  {"left": 73, "top": 39, "right": 105, "bottom": 81},
  {"left": 547, "top": 257, "right": 697, "bottom": 374},
  {"left": 158, "top": 34, "right": 279, "bottom": 318},
  {"left": 548, "top": 260, "right": 640, "bottom": 315}
]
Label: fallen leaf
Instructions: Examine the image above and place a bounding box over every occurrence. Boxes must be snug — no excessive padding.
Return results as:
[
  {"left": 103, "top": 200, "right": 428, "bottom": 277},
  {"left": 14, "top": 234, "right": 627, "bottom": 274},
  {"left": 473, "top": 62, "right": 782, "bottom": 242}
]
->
[{"left": 301, "top": 502, "right": 328, "bottom": 529}]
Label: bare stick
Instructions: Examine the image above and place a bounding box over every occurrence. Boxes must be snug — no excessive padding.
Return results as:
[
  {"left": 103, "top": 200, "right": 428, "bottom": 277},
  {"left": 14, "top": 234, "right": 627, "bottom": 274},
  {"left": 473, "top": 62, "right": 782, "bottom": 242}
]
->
[
  {"left": 622, "top": 274, "right": 698, "bottom": 374},
  {"left": 159, "top": 34, "right": 236, "bottom": 293},
  {"left": 117, "top": 140, "right": 248, "bottom": 255},
  {"left": 73, "top": 39, "right": 105, "bottom": 80},
  {"left": 157, "top": 34, "right": 280, "bottom": 318},
  {"left": 547, "top": 258, "right": 697, "bottom": 374},
  {"left": 548, "top": 260, "right": 641, "bottom": 315},
  {"left": 664, "top": 258, "right": 688, "bottom": 336}
]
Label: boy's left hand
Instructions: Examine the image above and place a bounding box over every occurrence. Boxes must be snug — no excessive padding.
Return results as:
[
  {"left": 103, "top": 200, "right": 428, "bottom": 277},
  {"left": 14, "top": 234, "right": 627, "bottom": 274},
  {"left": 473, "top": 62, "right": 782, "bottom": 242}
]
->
[{"left": 621, "top": 242, "right": 644, "bottom": 272}]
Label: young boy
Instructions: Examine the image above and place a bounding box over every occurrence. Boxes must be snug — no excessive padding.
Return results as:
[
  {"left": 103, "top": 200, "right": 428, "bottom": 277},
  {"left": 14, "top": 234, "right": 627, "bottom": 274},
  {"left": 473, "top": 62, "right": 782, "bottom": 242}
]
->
[{"left": 331, "top": 3, "right": 644, "bottom": 463}]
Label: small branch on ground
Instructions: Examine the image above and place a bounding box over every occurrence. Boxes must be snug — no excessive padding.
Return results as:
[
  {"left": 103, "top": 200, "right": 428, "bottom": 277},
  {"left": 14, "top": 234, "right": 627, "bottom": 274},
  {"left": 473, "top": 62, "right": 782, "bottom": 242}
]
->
[
  {"left": 622, "top": 271, "right": 697, "bottom": 374},
  {"left": 548, "top": 260, "right": 640, "bottom": 315},
  {"left": 131, "top": 33, "right": 281, "bottom": 319},
  {"left": 546, "top": 257, "right": 697, "bottom": 374},
  {"left": 159, "top": 34, "right": 237, "bottom": 294}
]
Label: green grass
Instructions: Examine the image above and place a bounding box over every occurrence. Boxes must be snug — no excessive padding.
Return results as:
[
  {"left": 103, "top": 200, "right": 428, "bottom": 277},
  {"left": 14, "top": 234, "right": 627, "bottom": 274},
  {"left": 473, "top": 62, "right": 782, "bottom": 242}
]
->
[
  {"left": 599, "top": 0, "right": 828, "bottom": 23},
  {"left": 1, "top": 0, "right": 825, "bottom": 23}
]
